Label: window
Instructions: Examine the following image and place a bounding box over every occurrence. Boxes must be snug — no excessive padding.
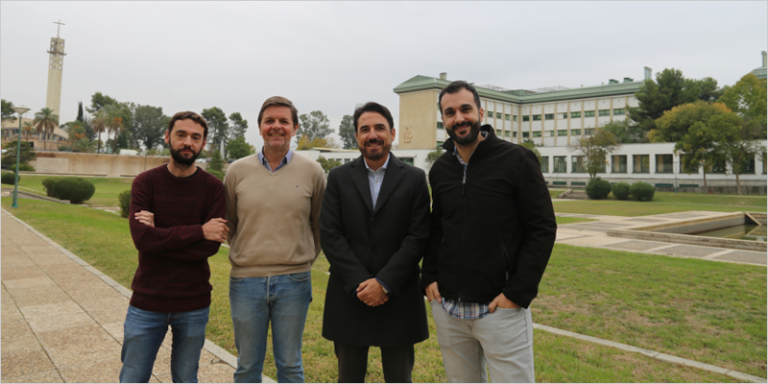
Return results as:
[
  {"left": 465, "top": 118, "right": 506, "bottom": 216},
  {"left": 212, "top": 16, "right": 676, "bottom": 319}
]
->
[
  {"left": 548, "top": 131, "right": 555, "bottom": 137},
  {"left": 401, "top": 157, "right": 414, "bottom": 165},
  {"left": 496, "top": 129, "right": 502, "bottom": 136},
  {"left": 513, "top": 115, "right": 518, "bottom": 121},
  {"left": 557, "top": 130, "right": 567, "bottom": 137},
  {"left": 487, "top": 111, "right": 493, "bottom": 118},
  {"left": 572, "top": 156, "right": 587, "bottom": 173},
  {"left": 561, "top": 113, "right": 568, "bottom": 119},
  {"left": 437, "top": 141, "right": 444, "bottom": 148},
  {"left": 437, "top": 122, "right": 444, "bottom": 129},
  {"left": 545, "top": 114, "right": 554, "bottom": 120},
  {"left": 764, "top": 152, "right": 767, "bottom": 174},
  {"left": 523, "top": 115, "right": 530, "bottom": 122},
  {"left": 571, "top": 129, "right": 581, "bottom": 136},
  {"left": 585, "top": 111, "right": 595, "bottom": 117},
  {"left": 554, "top": 156, "right": 567, "bottom": 173},
  {"left": 584, "top": 128, "right": 595, "bottom": 136},
  {"left": 532, "top": 131, "right": 541, "bottom": 138},
  {"left": 540, "top": 156, "right": 549, "bottom": 173},
  {"left": 523, "top": 132, "right": 529, "bottom": 138},
  {"left": 497, "top": 112, "right": 502, "bottom": 119},
  {"left": 571, "top": 112, "right": 581, "bottom": 118},
  {"left": 513, "top": 131, "right": 517, "bottom": 138},
  {"left": 598, "top": 109, "right": 610, "bottom": 116},
  {"left": 655, "top": 154, "right": 673, "bottom": 173},
  {"left": 612, "top": 155, "right": 627, "bottom": 173},
  {"left": 505, "top": 114, "right": 511, "bottom": 121},
  {"left": 613, "top": 108, "right": 625, "bottom": 115},
  {"left": 345, "top": 158, "right": 351, "bottom": 164},
  {"left": 532, "top": 115, "right": 542, "bottom": 121},
  {"left": 504, "top": 130, "right": 511, "bottom": 137},
  {"left": 709, "top": 158, "right": 727, "bottom": 174},
  {"left": 633, "top": 155, "right": 650, "bottom": 173}
]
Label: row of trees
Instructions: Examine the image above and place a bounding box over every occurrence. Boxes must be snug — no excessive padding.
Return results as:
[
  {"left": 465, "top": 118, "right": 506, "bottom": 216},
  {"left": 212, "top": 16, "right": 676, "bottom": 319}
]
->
[{"left": 575, "top": 72, "right": 766, "bottom": 194}]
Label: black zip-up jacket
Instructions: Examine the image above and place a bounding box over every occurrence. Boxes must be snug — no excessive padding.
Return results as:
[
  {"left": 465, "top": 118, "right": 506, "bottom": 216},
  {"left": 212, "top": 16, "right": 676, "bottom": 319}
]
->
[{"left": 422, "top": 125, "right": 557, "bottom": 308}]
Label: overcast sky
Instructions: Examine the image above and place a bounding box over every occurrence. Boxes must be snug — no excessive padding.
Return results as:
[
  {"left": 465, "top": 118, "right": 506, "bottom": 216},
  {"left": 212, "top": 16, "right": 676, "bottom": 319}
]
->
[{"left": 1, "top": 1, "right": 766, "bottom": 150}]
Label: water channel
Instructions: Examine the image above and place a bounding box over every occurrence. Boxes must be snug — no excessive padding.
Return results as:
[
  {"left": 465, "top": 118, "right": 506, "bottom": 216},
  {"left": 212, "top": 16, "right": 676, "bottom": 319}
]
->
[{"left": 692, "top": 225, "right": 767, "bottom": 242}]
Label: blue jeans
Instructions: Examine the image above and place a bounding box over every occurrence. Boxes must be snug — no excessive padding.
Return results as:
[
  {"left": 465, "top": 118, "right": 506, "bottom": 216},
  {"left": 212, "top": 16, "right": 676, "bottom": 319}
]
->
[
  {"left": 230, "top": 272, "right": 312, "bottom": 383},
  {"left": 120, "top": 305, "right": 209, "bottom": 383}
]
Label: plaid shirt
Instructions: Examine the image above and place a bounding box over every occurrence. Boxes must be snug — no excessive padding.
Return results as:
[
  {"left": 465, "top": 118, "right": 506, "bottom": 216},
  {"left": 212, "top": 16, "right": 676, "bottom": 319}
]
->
[
  {"left": 442, "top": 299, "right": 491, "bottom": 320},
  {"left": 442, "top": 132, "right": 491, "bottom": 320}
]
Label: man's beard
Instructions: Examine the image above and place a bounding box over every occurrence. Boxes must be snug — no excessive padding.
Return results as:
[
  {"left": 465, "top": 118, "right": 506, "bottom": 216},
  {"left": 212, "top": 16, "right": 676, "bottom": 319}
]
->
[
  {"left": 447, "top": 119, "right": 482, "bottom": 145},
  {"left": 359, "top": 138, "right": 389, "bottom": 160},
  {"left": 170, "top": 145, "right": 201, "bottom": 166}
]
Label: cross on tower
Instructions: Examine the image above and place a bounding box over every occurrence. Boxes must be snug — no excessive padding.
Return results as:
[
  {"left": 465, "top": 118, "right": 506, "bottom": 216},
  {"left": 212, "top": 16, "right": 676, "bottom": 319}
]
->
[{"left": 54, "top": 19, "right": 65, "bottom": 38}]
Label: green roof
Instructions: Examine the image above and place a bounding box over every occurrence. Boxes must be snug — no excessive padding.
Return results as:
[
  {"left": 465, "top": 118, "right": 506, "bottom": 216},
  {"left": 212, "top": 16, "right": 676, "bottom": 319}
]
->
[
  {"left": 750, "top": 66, "right": 767, "bottom": 80},
  {"left": 393, "top": 75, "right": 643, "bottom": 104}
]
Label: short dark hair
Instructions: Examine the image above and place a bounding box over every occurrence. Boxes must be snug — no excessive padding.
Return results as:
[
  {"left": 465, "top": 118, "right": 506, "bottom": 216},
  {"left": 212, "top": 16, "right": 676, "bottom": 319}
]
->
[
  {"left": 168, "top": 111, "right": 209, "bottom": 138},
  {"left": 258, "top": 96, "right": 299, "bottom": 127},
  {"left": 353, "top": 102, "right": 394, "bottom": 132},
  {"left": 438, "top": 80, "right": 481, "bottom": 115}
]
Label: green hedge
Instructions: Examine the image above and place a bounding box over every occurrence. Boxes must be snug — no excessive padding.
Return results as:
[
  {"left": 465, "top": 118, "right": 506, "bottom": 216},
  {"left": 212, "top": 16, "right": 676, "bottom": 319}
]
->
[
  {"left": 630, "top": 182, "right": 655, "bottom": 201},
  {"left": 42, "top": 177, "right": 58, "bottom": 197},
  {"left": 611, "top": 182, "right": 631, "bottom": 200},
  {"left": 118, "top": 190, "right": 131, "bottom": 218},
  {"left": 52, "top": 177, "right": 96, "bottom": 204},
  {"left": 1, "top": 172, "right": 17, "bottom": 185},
  {"left": 586, "top": 177, "right": 611, "bottom": 200}
]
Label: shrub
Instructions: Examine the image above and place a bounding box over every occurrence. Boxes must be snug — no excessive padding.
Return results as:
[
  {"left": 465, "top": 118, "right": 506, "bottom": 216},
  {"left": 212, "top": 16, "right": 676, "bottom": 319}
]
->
[
  {"left": 7, "top": 163, "right": 35, "bottom": 172},
  {"left": 58, "top": 145, "right": 71, "bottom": 152},
  {"left": 1, "top": 172, "right": 17, "bottom": 185},
  {"left": 118, "top": 190, "right": 131, "bottom": 218},
  {"left": 586, "top": 177, "right": 611, "bottom": 200},
  {"left": 630, "top": 182, "right": 655, "bottom": 201},
  {"left": 208, "top": 170, "right": 224, "bottom": 182},
  {"left": 611, "top": 182, "right": 631, "bottom": 200},
  {"left": 42, "top": 177, "right": 59, "bottom": 197},
  {"left": 52, "top": 177, "right": 96, "bottom": 204}
]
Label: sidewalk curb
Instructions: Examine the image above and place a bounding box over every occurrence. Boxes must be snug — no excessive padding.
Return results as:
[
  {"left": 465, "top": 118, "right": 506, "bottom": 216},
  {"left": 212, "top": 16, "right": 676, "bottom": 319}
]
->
[{"left": 1, "top": 208, "right": 277, "bottom": 383}]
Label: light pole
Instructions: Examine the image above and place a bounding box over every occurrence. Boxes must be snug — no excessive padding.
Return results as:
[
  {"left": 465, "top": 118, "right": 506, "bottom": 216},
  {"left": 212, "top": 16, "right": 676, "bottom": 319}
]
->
[{"left": 11, "top": 106, "right": 30, "bottom": 208}]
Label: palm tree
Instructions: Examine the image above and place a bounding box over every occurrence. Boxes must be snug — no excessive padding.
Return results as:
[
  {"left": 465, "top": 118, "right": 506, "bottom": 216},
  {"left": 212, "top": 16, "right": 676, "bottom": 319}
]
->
[
  {"left": 105, "top": 104, "right": 125, "bottom": 153},
  {"left": 33, "top": 108, "right": 59, "bottom": 150},
  {"left": 22, "top": 121, "right": 35, "bottom": 141},
  {"left": 91, "top": 109, "right": 107, "bottom": 153}
]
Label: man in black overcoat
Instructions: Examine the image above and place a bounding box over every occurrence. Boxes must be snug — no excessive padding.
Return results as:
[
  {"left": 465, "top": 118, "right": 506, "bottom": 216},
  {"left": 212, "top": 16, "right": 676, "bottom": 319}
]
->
[{"left": 320, "top": 102, "right": 430, "bottom": 383}]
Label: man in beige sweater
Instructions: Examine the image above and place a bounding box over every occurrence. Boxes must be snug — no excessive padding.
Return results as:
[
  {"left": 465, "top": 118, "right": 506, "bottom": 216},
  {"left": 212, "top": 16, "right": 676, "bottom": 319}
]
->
[{"left": 224, "top": 96, "right": 326, "bottom": 383}]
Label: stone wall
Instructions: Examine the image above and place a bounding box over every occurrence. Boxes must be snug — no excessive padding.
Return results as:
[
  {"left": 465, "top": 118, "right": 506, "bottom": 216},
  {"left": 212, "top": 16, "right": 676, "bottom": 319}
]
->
[{"left": 30, "top": 152, "right": 170, "bottom": 177}]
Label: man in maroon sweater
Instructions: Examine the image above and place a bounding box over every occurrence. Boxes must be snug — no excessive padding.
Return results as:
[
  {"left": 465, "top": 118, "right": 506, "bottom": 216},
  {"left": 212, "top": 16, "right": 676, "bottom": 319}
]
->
[{"left": 119, "top": 111, "right": 228, "bottom": 383}]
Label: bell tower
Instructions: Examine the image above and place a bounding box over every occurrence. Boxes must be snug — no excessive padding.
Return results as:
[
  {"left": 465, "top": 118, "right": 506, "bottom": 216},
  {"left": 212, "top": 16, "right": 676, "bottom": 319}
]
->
[{"left": 45, "top": 20, "right": 66, "bottom": 117}]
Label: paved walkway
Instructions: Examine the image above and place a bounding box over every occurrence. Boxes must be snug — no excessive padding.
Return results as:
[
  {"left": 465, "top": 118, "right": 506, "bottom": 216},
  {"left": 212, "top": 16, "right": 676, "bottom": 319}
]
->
[
  {"left": 0, "top": 209, "right": 240, "bottom": 383},
  {"left": 555, "top": 210, "right": 766, "bottom": 266}
]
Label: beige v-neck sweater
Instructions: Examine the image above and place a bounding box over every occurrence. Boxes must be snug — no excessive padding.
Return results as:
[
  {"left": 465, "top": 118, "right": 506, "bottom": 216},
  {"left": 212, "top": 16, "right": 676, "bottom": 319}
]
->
[{"left": 224, "top": 153, "right": 326, "bottom": 277}]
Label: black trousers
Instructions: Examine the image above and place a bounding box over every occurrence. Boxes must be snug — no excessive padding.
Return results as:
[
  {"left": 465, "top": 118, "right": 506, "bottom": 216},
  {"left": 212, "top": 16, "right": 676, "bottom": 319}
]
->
[{"left": 334, "top": 341, "right": 415, "bottom": 383}]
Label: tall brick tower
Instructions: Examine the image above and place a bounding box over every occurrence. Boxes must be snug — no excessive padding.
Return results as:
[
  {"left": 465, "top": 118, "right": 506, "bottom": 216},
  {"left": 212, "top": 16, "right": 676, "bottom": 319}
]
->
[{"left": 45, "top": 20, "right": 66, "bottom": 117}]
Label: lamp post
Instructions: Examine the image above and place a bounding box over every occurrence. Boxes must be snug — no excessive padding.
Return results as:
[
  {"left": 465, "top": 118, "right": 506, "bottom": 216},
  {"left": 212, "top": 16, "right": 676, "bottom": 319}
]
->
[{"left": 11, "top": 106, "right": 30, "bottom": 208}]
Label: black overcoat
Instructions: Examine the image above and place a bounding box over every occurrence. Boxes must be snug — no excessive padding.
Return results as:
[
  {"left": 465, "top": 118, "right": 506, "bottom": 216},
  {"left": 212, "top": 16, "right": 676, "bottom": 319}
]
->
[{"left": 320, "top": 155, "right": 430, "bottom": 347}]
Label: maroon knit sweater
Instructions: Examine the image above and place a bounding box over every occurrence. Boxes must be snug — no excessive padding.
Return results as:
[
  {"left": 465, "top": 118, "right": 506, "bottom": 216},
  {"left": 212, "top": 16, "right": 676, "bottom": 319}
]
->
[{"left": 128, "top": 165, "right": 226, "bottom": 312}]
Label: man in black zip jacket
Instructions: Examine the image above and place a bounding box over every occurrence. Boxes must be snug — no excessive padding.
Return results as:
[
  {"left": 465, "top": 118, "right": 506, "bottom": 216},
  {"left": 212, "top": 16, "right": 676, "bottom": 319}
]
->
[{"left": 423, "top": 80, "right": 557, "bottom": 383}]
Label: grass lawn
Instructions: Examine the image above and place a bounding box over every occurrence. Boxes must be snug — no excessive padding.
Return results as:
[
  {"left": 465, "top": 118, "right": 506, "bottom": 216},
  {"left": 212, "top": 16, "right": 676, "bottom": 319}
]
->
[
  {"left": 555, "top": 217, "right": 596, "bottom": 225},
  {"left": 2, "top": 197, "right": 760, "bottom": 382},
  {"left": 553, "top": 191, "right": 766, "bottom": 216},
  {"left": 9, "top": 174, "right": 133, "bottom": 207}
]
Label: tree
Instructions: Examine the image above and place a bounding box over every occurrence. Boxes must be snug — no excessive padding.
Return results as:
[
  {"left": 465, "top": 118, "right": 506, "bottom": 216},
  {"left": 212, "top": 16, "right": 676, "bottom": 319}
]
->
[
  {"left": 338, "top": 114, "right": 356, "bottom": 149},
  {"left": 298, "top": 110, "right": 332, "bottom": 141},
  {"left": 425, "top": 148, "right": 444, "bottom": 169},
  {"left": 133, "top": 105, "right": 169, "bottom": 151},
  {"left": 72, "top": 137, "right": 96, "bottom": 153},
  {"left": 21, "top": 121, "right": 35, "bottom": 141},
  {"left": 1, "top": 140, "right": 36, "bottom": 165},
  {"left": 202, "top": 107, "right": 229, "bottom": 145},
  {"left": 227, "top": 137, "right": 252, "bottom": 160},
  {"left": 628, "top": 68, "right": 699, "bottom": 135},
  {"left": 316, "top": 156, "right": 342, "bottom": 173},
  {"left": 571, "top": 130, "right": 618, "bottom": 178},
  {"left": 76, "top": 101, "right": 84, "bottom": 122},
  {"left": 719, "top": 73, "right": 767, "bottom": 132},
  {"left": 601, "top": 118, "right": 644, "bottom": 144},
  {"left": 91, "top": 109, "right": 108, "bottom": 153},
  {"left": 656, "top": 101, "right": 738, "bottom": 190},
  {"left": 105, "top": 104, "right": 127, "bottom": 153},
  {"left": 208, "top": 148, "right": 225, "bottom": 173},
  {"left": 1, "top": 99, "right": 15, "bottom": 122},
  {"left": 86, "top": 92, "right": 118, "bottom": 114},
  {"left": 692, "top": 77, "right": 725, "bottom": 102},
  {"left": 33, "top": 107, "right": 59, "bottom": 150},
  {"left": 295, "top": 135, "right": 340, "bottom": 150},
  {"left": 229, "top": 112, "right": 248, "bottom": 139}
]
